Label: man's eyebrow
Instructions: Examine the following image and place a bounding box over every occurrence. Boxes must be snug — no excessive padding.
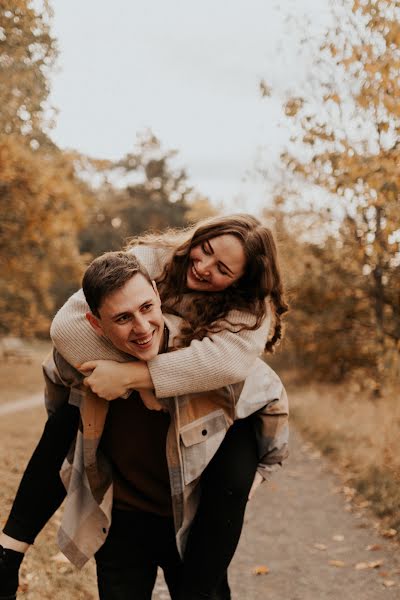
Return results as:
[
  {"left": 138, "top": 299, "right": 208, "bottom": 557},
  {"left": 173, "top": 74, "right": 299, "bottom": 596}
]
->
[
  {"left": 110, "top": 298, "right": 154, "bottom": 320},
  {"left": 207, "top": 240, "right": 234, "bottom": 275},
  {"left": 111, "top": 310, "right": 132, "bottom": 320}
]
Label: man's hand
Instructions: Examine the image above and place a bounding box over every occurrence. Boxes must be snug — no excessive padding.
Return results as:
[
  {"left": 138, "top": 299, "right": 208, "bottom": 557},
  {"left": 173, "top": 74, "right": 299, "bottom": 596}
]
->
[
  {"left": 139, "top": 390, "right": 166, "bottom": 412},
  {"left": 248, "top": 471, "right": 264, "bottom": 500},
  {"left": 79, "top": 360, "right": 132, "bottom": 400}
]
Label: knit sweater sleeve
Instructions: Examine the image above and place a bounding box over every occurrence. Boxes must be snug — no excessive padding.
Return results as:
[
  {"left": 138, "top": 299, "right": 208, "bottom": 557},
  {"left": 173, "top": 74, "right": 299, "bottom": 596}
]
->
[
  {"left": 148, "top": 307, "right": 271, "bottom": 397},
  {"left": 51, "top": 244, "right": 271, "bottom": 396}
]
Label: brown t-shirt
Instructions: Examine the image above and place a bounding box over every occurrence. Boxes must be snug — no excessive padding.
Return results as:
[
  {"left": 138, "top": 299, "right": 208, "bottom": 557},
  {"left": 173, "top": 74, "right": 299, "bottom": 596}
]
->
[{"left": 100, "top": 391, "right": 172, "bottom": 516}]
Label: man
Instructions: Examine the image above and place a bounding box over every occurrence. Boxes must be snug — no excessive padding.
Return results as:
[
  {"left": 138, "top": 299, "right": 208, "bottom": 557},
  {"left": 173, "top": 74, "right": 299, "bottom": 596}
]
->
[
  {"left": 51, "top": 251, "right": 185, "bottom": 599},
  {"left": 1, "top": 251, "right": 288, "bottom": 600}
]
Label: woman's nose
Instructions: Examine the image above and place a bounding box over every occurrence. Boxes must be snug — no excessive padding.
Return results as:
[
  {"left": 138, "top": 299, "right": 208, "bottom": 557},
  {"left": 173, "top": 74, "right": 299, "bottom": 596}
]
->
[{"left": 198, "top": 258, "right": 212, "bottom": 275}]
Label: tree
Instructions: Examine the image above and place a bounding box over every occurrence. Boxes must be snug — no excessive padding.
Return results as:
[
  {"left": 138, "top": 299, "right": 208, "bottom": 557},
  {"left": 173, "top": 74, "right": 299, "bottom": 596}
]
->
[
  {"left": 79, "top": 132, "right": 194, "bottom": 256},
  {"left": 268, "top": 0, "right": 400, "bottom": 385},
  {"left": 0, "top": 136, "right": 93, "bottom": 336},
  {"left": 0, "top": 0, "right": 57, "bottom": 144}
]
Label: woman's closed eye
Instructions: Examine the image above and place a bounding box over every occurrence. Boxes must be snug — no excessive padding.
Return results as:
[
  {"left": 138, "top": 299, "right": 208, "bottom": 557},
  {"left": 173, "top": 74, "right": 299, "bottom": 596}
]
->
[
  {"left": 201, "top": 242, "right": 211, "bottom": 255},
  {"left": 217, "top": 265, "right": 229, "bottom": 276}
]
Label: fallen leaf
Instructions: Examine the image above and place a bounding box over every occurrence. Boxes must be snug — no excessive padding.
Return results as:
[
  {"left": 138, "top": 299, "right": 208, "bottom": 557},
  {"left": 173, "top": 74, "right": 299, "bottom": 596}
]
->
[
  {"left": 381, "top": 529, "right": 397, "bottom": 538},
  {"left": 355, "top": 562, "right": 369, "bottom": 570},
  {"left": 329, "top": 560, "right": 346, "bottom": 568},
  {"left": 343, "top": 486, "right": 356, "bottom": 498},
  {"left": 58, "top": 565, "right": 72, "bottom": 574},
  {"left": 252, "top": 565, "right": 270, "bottom": 576},
  {"left": 314, "top": 543, "right": 328, "bottom": 551},
  {"left": 355, "top": 560, "right": 384, "bottom": 570},
  {"left": 369, "top": 560, "right": 384, "bottom": 569},
  {"left": 366, "top": 544, "right": 382, "bottom": 551},
  {"left": 333, "top": 535, "right": 345, "bottom": 542},
  {"left": 382, "top": 580, "right": 396, "bottom": 588},
  {"left": 357, "top": 500, "right": 370, "bottom": 508},
  {"left": 51, "top": 552, "right": 70, "bottom": 563},
  {"left": 379, "top": 572, "right": 390, "bottom": 577}
]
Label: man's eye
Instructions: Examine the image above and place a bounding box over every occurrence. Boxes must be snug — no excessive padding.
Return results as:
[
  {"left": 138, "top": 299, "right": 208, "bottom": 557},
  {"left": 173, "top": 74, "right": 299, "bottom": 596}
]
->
[
  {"left": 117, "top": 315, "right": 129, "bottom": 323},
  {"left": 142, "top": 304, "right": 153, "bottom": 312}
]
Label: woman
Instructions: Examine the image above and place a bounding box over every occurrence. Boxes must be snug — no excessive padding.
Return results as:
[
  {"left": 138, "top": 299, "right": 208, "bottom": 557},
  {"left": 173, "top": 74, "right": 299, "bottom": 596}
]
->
[{"left": 0, "top": 214, "right": 288, "bottom": 600}]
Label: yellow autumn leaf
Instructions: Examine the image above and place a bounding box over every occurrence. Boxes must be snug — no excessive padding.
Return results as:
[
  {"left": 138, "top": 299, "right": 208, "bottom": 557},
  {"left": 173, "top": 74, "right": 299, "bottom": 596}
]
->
[
  {"left": 329, "top": 560, "right": 346, "bottom": 568},
  {"left": 252, "top": 565, "right": 270, "bottom": 576},
  {"left": 381, "top": 529, "right": 397, "bottom": 538}
]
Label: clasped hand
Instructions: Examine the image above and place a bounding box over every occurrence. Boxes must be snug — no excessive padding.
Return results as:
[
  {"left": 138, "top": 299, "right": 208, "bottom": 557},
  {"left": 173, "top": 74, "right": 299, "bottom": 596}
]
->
[{"left": 78, "top": 360, "right": 165, "bottom": 411}]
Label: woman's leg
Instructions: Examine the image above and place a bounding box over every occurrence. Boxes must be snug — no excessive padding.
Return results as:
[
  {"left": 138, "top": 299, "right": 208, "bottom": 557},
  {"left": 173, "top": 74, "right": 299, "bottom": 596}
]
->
[
  {"left": 180, "top": 417, "right": 259, "bottom": 600},
  {"left": 0, "top": 401, "right": 79, "bottom": 599}
]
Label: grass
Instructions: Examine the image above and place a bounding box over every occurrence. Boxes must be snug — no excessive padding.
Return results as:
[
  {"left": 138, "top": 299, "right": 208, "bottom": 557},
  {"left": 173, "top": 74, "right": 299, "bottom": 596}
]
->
[
  {"left": 286, "top": 374, "right": 400, "bottom": 530},
  {"left": 0, "top": 407, "right": 97, "bottom": 599},
  {"left": 0, "top": 339, "right": 97, "bottom": 598}
]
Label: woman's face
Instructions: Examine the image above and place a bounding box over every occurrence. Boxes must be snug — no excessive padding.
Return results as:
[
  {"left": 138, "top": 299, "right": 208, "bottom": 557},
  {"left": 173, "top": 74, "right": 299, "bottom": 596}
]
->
[{"left": 186, "top": 234, "right": 246, "bottom": 292}]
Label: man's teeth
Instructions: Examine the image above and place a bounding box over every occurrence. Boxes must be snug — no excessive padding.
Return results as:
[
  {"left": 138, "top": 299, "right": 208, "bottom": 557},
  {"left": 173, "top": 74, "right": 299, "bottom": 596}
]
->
[
  {"left": 192, "top": 264, "right": 207, "bottom": 282},
  {"left": 134, "top": 334, "right": 153, "bottom": 345}
]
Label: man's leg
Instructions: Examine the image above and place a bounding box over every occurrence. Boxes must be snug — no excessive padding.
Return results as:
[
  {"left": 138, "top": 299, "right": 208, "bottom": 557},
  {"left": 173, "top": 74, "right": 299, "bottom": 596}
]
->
[
  {"left": 180, "top": 417, "right": 259, "bottom": 600},
  {"left": 95, "top": 509, "right": 179, "bottom": 600},
  {"left": 157, "top": 516, "right": 183, "bottom": 600},
  {"left": 0, "top": 402, "right": 79, "bottom": 599}
]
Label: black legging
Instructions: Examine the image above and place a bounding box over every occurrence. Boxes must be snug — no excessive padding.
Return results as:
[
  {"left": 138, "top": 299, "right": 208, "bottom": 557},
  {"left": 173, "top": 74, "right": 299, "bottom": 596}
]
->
[
  {"left": 3, "top": 404, "right": 258, "bottom": 599},
  {"left": 181, "top": 418, "right": 259, "bottom": 600},
  {"left": 3, "top": 402, "right": 79, "bottom": 543}
]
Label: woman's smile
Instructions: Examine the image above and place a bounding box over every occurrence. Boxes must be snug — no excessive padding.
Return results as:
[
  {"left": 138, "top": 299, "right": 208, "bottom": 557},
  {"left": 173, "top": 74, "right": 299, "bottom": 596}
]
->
[{"left": 186, "top": 234, "right": 246, "bottom": 293}]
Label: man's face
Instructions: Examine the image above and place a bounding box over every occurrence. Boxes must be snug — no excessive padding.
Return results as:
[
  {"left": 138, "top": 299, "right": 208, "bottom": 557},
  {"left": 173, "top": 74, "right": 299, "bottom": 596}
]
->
[{"left": 87, "top": 274, "right": 164, "bottom": 360}]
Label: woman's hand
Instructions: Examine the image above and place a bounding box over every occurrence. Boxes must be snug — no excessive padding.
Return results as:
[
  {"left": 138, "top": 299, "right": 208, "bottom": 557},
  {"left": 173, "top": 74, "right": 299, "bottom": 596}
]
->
[
  {"left": 79, "top": 360, "right": 135, "bottom": 400},
  {"left": 248, "top": 471, "right": 264, "bottom": 500},
  {"left": 139, "top": 390, "right": 166, "bottom": 412}
]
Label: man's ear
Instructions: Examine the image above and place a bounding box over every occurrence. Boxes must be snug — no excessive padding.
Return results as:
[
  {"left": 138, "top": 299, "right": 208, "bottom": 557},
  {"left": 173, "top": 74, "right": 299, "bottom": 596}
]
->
[
  {"left": 152, "top": 280, "right": 161, "bottom": 303},
  {"left": 86, "top": 312, "right": 104, "bottom": 337}
]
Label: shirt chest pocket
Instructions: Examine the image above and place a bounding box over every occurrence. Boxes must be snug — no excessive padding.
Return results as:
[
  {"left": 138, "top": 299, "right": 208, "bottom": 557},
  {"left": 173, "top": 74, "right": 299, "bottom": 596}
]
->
[{"left": 179, "top": 409, "right": 228, "bottom": 485}]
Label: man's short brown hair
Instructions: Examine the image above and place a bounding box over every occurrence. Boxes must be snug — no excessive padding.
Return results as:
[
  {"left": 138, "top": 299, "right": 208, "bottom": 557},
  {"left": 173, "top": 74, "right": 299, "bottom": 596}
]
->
[{"left": 82, "top": 251, "right": 153, "bottom": 317}]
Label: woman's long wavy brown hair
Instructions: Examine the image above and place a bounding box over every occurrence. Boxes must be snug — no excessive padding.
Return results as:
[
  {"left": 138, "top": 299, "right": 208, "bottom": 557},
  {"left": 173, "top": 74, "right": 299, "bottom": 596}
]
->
[{"left": 127, "top": 214, "right": 288, "bottom": 352}]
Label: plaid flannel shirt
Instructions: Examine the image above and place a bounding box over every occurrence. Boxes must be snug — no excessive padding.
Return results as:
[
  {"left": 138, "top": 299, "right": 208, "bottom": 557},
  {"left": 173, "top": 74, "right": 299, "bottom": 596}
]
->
[{"left": 43, "top": 315, "right": 288, "bottom": 568}]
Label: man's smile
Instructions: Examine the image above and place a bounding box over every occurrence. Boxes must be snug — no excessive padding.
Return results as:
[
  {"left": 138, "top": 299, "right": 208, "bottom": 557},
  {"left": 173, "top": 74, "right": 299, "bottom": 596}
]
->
[{"left": 129, "top": 330, "right": 155, "bottom": 349}]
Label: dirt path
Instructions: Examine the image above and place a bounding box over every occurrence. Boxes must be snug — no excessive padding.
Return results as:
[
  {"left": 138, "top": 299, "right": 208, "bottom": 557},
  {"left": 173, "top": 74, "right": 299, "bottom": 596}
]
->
[
  {"left": 224, "top": 428, "right": 400, "bottom": 600},
  {"left": 0, "top": 394, "right": 42, "bottom": 416},
  {"left": 1, "top": 398, "right": 399, "bottom": 599}
]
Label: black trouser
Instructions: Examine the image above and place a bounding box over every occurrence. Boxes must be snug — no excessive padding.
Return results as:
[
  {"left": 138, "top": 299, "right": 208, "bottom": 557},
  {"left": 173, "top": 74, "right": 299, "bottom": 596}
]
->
[
  {"left": 3, "top": 401, "right": 79, "bottom": 543},
  {"left": 95, "top": 509, "right": 182, "bottom": 600},
  {"left": 3, "top": 405, "right": 258, "bottom": 599}
]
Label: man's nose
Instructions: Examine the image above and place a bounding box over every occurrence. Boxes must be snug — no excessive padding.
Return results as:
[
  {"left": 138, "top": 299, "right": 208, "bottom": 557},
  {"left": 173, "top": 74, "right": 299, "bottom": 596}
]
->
[{"left": 132, "top": 315, "right": 150, "bottom": 335}]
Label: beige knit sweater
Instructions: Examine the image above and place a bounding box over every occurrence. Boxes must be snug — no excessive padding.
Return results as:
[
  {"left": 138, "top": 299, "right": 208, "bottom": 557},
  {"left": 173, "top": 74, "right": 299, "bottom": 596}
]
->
[{"left": 50, "top": 245, "right": 271, "bottom": 398}]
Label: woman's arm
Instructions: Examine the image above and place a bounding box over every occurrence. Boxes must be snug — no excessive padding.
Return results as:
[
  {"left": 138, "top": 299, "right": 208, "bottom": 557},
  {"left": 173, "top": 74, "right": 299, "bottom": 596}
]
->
[
  {"left": 51, "top": 243, "right": 271, "bottom": 397},
  {"left": 78, "top": 308, "right": 271, "bottom": 399},
  {"left": 147, "top": 308, "right": 271, "bottom": 397}
]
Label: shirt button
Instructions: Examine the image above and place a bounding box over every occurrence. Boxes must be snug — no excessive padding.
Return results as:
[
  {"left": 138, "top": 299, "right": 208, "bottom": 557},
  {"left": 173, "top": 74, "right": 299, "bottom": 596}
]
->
[{"left": 201, "top": 429, "right": 207, "bottom": 436}]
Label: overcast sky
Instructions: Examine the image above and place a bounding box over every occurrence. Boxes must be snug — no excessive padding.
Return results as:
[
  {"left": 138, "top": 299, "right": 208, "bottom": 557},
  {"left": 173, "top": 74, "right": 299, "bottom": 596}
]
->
[{"left": 49, "top": 0, "right": 332, "bottom": 213}]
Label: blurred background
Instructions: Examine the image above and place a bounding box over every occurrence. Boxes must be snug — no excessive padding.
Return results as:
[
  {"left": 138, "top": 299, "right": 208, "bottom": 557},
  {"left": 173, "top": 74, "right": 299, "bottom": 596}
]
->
[{"left": 1, "top": 0, "right": 399, "bottom": 560}]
